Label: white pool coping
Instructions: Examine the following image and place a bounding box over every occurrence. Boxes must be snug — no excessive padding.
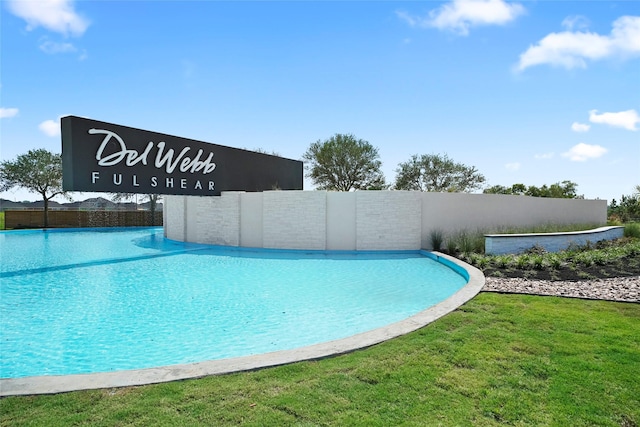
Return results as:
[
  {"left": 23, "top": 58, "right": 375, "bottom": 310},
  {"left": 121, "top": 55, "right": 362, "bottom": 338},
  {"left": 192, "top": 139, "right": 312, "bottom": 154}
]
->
[{"left": 0, "top": 252, "right": 485, "bottom": 396}]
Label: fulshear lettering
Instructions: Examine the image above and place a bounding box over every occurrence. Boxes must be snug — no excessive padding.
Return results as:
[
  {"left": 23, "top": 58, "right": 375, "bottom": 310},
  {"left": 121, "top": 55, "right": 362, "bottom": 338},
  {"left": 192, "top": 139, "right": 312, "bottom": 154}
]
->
[{"left": 90, "top": 171, "right": 214, "bottom": 190}]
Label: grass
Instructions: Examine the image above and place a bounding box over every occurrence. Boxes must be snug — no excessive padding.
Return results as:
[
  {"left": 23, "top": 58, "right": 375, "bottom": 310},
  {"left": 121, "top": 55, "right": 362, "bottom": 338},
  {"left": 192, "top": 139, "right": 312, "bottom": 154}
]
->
[
  {"left": 493, "top": 222, "right": 604, "bottom": 235},
  {"left": 428, "top": 228, "right": 445, "bottom": 251},
  {"left": 1, "top": 293, "right": 638, "bottom": 426},
  {"left": 441, "top": 223, "right": 619, "bottom": 256}
]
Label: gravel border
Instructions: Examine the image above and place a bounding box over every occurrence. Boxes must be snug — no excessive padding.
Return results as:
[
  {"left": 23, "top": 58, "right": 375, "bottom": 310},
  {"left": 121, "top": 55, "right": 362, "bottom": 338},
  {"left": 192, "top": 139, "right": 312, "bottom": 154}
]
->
[{"left": 483, "top": 276, "right": 639, "bottom": 303}]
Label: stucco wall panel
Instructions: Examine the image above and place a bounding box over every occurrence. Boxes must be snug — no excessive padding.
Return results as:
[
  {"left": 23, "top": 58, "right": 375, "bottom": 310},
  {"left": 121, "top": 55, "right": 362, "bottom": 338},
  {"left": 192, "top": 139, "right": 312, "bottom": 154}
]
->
[
  {"left": 164, "top": 195, "right": 186, "bottom": 241},
  {"left": 240, "top": 192, "right": 264, "bottom": 248},
  {"left": 186, "top": 193, "right": 240, "bottom": 246},
  {"left": 326, "top": 192, "right": 356, "bottom": 250},
  {"left": 262, "top": 191, "right": 326, "bottom": 250},
  {"left": 356, "top": 191, "right": 421, "bottom": 250}
]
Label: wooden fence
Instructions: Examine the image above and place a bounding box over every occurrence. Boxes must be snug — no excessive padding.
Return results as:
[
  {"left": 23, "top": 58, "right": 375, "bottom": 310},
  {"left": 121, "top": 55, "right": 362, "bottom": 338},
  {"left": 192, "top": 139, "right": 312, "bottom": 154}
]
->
[{"left": 4, "top": 210, "right": 163, "bottom": 229}]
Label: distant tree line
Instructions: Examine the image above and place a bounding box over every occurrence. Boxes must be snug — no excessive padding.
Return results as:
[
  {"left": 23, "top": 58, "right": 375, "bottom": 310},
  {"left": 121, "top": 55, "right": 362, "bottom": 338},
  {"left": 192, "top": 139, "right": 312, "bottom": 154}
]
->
[
  {"left": 482, "top": 180, "right": 581, "bottom": 199},
  {"left": 608, "top": 186, "right": 640, "bottom": 222},
  {"left": 2, "top": 135, "right": 600, "bottom": 229},
  {"left": 302, "top": 133, "right": 589, "bottom": 200}
]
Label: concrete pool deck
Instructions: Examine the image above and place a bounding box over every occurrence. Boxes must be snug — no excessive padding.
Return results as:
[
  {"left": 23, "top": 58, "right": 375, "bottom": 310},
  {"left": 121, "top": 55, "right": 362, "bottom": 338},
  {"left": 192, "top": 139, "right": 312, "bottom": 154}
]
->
[{"left": 0, "top": 252, "right": 484, "bottom": 396}]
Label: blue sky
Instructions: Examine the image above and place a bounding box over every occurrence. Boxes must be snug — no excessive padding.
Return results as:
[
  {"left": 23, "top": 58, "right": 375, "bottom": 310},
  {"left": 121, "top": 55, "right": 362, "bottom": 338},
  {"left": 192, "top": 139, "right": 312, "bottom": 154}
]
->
[{"left": 1, "top": 0, "right": 638, "bottom": 203}]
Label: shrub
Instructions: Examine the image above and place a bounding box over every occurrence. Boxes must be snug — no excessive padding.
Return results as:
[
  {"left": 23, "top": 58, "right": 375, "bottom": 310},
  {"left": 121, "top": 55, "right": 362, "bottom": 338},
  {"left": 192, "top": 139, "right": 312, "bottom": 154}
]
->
[
  {"left": 530, "top": 255, "right": 546, "bottom": 270},
  {"left": 516, "top": 255, "right": 530, "bottom": 269},
  {"left": 452, "top": 230, "right": 485, "bottom": 254},
  {"left": 457, "top": 231, "right": 474, "bottom": 254},
  {"left": 607, "top": 217, "right": 623, "bottom": 226},
  {"left": 429, "top": 229, "right": 445, "bottom": 251},
  {"left": 445, "top": 237, "right": 457, "bottom": 255},
  {"left": 547, "top": 254, "right": 562, "bottom": 269},
  {"left": 493, "top": 255, "right": 514, "bottom": 269},
  {"left": 472, "top": 233, "right": 485, "bottom": 254},
  {"left": 574, "top": 252, "right": 595, "bottom": 267},
  {"left": 624, "top": 223, "right": 640, "bottom": 238},
  {"left": 468, "top": 253, "right": 489, "bottom": 268}
]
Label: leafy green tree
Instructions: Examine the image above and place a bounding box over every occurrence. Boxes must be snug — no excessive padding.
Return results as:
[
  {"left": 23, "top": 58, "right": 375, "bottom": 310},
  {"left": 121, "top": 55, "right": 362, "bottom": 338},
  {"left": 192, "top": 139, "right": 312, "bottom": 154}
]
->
[
  {"left": 0, "top": 149, "right": 69, "bottom": 227},
  {"left": 394, "top": 153, "right": 485, "bottom": 192},
  {"left": 302, "top": 133, "right": 386, "bottom": 191}
]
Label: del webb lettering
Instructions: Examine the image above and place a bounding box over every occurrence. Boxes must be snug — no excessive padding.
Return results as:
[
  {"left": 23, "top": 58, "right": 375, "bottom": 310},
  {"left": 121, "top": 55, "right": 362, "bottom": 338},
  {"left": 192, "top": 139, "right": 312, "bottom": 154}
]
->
[{"left": 89, "top": 128, "right": 216, "bottom": 191}]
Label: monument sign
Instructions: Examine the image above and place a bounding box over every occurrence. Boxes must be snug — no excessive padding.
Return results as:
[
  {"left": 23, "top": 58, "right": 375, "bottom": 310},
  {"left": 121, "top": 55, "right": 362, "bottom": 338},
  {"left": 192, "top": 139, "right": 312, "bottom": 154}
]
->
[{"left": 61, "top": 116, "right": 303, "bottom": 196}]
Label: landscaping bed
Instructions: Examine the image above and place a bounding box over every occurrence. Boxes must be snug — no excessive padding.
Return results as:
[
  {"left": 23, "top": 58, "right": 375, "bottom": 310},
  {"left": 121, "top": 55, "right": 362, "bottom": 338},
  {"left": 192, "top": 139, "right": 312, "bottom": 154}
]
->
[{"left": 455, "top": 237, "right": 640, "bottom": 281}]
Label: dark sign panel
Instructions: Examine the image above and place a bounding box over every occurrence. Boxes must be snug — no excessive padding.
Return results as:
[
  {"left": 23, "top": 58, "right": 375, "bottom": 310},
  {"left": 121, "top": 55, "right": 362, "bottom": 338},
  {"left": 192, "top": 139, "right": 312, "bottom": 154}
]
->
[{"left": 61, "top": 116, "right": 303, "bottom": 196}]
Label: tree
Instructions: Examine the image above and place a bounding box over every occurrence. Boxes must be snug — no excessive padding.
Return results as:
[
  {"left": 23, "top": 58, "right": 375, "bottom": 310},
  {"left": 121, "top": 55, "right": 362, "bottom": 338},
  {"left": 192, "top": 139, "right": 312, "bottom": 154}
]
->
[
  {"left": 546, "top": 180, "right": 578, "bottom": 198},
  {"left": 394, "top": 153, "right": 485, "bottom": 192},
  {"left": 251, "top": 148, "right": 281, "bottom": 157},
  {"left": 483, "top": 180, "right": 580, "bottom": 198},
  {"left": 608, "top": 185, "right": 640, "bottom": 222},
  {"left": 483, "top": 184, "right": 511, "bottom": 195},
  {"left": 302, "top": 133, "right": 386, "bottom": 191},
  {"left": 0, "top": 149, "right": 69, "bottom": 227}
]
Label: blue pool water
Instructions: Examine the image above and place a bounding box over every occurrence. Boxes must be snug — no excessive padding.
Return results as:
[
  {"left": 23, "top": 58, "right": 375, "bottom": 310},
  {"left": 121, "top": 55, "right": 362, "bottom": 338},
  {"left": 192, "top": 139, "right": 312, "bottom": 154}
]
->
[{"left": 0, "top": 228, "right": 467, "bottom": 379}]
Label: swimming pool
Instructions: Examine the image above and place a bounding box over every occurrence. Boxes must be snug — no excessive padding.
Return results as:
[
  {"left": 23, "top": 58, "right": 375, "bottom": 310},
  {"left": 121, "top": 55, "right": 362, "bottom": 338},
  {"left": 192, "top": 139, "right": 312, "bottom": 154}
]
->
[{"left": 0, "top": 227, "right": 480, "bottom": 392}]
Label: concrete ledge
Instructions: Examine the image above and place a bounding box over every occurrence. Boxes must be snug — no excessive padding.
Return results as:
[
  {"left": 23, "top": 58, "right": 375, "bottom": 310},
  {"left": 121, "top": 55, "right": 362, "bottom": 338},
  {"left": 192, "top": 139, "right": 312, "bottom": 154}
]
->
[
  {"left": 0, "top": 253, "right": 484, "bottom": 396},
  {"left": 485, "top": 226, "right": 624, "bottom": 255}
]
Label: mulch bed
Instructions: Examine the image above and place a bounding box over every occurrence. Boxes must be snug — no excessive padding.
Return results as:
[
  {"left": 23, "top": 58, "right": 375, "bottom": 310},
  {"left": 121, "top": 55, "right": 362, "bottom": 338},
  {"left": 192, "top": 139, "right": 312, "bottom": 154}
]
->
[{"left": 480, "top": 255, "right": 640, "bottom": 281}]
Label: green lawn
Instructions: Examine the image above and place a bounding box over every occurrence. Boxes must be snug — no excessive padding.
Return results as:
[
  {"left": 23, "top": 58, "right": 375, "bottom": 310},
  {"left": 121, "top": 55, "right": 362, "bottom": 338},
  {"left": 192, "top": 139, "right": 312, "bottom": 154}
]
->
[{"left": 2, "top": 293, "right": 638, "bottom": 426}]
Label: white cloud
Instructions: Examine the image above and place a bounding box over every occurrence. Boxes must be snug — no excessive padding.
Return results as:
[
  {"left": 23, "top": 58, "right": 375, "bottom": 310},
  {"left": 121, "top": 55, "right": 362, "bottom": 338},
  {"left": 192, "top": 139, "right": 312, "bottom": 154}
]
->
[
  {"left": 397, "top": 0, "right": 525, "bottom": 36},
  {"left": 571, "top": 122, "right": 591, "bottom": 132},
  {"left": 562, "top": 143, "right": 608, "bottom": 161},
  {"left": 39, "top": 119, "right": 61, "bottom": 137},
  {"left": 505, "top": 162, "right": 521, "bottom": 171},
  {"left": 0, "top": 107, "right": 19, "bottom": 118},
  {"left": 396, "top": 11, "right": 419, "bottom": 27},
  {"left": 561, "top": 15, "right": 590, "bottom": 31},
  {"left": 534, "top": 152, "right": 554, "bottom": 159},
  {"left": 6, "top": 0, "right": 90, "bottom": 37},
  {"left": 589, "top": 109, "right": 639, "bottom": 131},
  {"left": 39, "top": 39, "right": 77, "bottom": 54},
  {"left": 516, "top": 15, "right": 640, "bottom": 71}
]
